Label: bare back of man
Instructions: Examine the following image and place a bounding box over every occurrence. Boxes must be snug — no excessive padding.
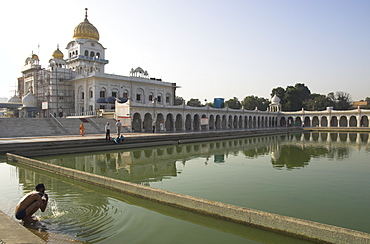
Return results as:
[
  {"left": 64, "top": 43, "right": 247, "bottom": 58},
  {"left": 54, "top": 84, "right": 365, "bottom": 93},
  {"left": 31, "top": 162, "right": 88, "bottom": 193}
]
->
[{"left": 15, "top": 184, "right": 48, "bottom": 223}]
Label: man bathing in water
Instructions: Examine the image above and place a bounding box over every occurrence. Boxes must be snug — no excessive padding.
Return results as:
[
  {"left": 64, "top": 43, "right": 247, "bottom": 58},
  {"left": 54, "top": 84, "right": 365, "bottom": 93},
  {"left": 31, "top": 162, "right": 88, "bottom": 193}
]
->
[{"left": 15, "top": 183, "right": 48, "bottom": 223}]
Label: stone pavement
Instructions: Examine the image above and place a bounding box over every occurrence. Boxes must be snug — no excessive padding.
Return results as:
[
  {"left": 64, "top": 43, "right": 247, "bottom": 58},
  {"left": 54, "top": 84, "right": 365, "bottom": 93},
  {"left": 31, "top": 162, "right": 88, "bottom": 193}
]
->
[{"left": 0, "top": 210, "right": 45, "bottom": 244}]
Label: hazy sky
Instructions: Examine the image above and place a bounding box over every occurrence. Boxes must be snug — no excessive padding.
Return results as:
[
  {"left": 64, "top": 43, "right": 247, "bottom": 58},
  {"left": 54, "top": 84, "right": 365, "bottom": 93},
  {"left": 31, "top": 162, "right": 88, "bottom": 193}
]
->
[{"left": 1, "top": 0, "right": 369, "bottom": 102}]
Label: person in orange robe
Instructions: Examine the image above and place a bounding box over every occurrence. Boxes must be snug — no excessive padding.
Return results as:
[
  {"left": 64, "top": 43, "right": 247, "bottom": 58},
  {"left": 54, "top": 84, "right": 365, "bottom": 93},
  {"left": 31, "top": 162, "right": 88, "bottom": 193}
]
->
[{"left": 80, "top": 122, "right": 85, "bottom": 136}]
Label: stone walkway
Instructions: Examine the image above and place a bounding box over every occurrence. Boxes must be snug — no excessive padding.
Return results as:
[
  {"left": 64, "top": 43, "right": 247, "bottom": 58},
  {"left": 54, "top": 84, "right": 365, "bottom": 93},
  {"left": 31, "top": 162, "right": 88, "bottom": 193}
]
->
[{"left": 0, "top": 211, "right": 45, "bottom": 244}]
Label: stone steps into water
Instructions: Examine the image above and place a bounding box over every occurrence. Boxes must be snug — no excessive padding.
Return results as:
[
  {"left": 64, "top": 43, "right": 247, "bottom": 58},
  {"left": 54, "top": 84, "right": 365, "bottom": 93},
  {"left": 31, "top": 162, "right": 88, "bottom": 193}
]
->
[
  {"left": 0, "top": 128, "right": 303, "bottom": 157},
  {"left": 0, "top": 118, "right": 119, "bottom": 138}
]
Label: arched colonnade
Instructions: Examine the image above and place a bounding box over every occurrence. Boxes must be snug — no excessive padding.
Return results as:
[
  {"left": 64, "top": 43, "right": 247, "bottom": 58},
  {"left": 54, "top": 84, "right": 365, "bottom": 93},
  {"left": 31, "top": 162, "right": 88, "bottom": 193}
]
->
[
  {"left": 130, "top": 109, "right": 280, "bottom": 132},
  {"left": 282, "top": 114, "right": 370, "bottom": 128}
]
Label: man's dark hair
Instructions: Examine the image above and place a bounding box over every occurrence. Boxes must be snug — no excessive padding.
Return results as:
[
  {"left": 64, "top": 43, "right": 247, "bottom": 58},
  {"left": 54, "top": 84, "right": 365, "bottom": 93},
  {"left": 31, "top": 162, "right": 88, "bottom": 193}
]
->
[{"left": 36, "top": 183, "right": 45, "bottom": 191}]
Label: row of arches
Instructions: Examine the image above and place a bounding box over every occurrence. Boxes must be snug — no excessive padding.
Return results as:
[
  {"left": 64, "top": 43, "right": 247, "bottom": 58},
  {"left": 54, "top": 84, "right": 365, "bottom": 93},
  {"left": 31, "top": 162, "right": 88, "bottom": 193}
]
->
[
  {"left": 131, "top": 112, "right": 279, "bottom": 132},
  {"left": 283, "top": 115, "right": 370, "bottom": 128}
]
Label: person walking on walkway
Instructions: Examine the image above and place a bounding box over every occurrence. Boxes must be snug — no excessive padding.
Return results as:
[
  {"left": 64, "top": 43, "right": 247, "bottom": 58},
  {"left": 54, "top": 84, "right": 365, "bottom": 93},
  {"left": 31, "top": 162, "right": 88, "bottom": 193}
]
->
[
  {"left": 15, "top": 183, "right": 48, "bottom": 223},
  {"left": 116, "top": 120, "right": 122, "bottom": 137},
  {"left": 80, "top": 122, "right": 85, "bottom": 136},
  {"left": 105, "top": 122, "right": 111, "bottom": 140}
]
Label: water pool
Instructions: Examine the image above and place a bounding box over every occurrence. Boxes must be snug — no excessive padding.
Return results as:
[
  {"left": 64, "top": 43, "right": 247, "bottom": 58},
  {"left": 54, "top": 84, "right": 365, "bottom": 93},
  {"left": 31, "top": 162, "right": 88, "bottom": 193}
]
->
[
  {"left": 2, "top": 132, "right": 369, "bottom": 243},
  {"left": 38, "top": 132, "right": 370, "bottom": 234},
  {"left": 0, "top": 162, "right": 311, "bottom": 243}
]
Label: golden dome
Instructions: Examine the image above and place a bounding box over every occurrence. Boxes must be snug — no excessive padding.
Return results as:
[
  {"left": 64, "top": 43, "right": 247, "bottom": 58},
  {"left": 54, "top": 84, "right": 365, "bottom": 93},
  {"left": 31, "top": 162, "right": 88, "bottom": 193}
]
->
[
  {"left": 52, "top": 46, "right": 64, "bottom": 59},
  {"left": 73, "top": 8, "right": 99, "bottom": 41}
]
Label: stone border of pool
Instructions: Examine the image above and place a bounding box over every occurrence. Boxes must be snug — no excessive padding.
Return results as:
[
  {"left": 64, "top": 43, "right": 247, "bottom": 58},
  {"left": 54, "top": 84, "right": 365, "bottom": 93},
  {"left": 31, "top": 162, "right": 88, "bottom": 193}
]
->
[
  {"left": 6, "top": 153, "right": 370, "bottom": 244},
  {"left": 0, "top": 210, "right": 45, "bottom": 244}
]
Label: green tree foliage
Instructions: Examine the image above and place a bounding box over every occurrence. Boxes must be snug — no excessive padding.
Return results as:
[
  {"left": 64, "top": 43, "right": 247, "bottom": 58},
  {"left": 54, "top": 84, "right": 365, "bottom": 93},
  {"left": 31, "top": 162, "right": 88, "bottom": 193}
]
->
[
  {"left": 271, "top": 83, "right": 354, "bottom": 111},
  {"left": 294, "top": 83, "right": 311, "bottom": 101},
  {"left": 284, "top": 86, "right": 303, "bottom": 111},
  {"left": 242, "top": 96, "right": 269, "bottom": 111},
  {"left": 305, "top": 94, "right": 333, "bottom": 111},
  {"left": 205, "top": 102, "right": 214, "bottom": 107},
  {"left": 186, "top": 98, "right": 203, "bottom": 107},
  {"left": 174, "top": 96, "right": 184, "bottom": 105},
  {"left": 364, "top": 97, "right": 370, "bottom": 109},
  {"left": 271, "top": 87, "right": 285, "bottom": 101},
  {"left": 225, "top": 97, "right": 242, "bottom": 109}
]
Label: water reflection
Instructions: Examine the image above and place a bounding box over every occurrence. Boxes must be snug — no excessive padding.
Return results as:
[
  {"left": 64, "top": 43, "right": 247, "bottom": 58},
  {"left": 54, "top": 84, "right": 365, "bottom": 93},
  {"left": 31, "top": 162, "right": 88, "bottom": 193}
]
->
[{"left": 40, "top": 132, "right": 370, "bottom": 182}]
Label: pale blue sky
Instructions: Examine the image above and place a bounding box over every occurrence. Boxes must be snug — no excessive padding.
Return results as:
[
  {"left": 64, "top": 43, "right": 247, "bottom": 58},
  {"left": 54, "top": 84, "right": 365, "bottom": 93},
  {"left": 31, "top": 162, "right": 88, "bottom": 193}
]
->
[{"left": 1, "top": 0, "right": 369, "bottom": 102}]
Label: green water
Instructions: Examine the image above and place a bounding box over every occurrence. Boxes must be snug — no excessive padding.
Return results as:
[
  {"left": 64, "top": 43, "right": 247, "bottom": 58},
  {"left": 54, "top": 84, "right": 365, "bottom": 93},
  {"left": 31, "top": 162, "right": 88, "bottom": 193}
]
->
[{"left": 2, "top": 132, "right": 370, "bottom": 243}]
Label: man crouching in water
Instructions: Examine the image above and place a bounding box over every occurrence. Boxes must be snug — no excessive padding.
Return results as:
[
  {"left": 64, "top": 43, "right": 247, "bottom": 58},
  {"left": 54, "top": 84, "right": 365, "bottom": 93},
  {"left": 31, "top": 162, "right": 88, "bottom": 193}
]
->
[{"left": 15, "top": 183, "right": 48, "bottom": 223}]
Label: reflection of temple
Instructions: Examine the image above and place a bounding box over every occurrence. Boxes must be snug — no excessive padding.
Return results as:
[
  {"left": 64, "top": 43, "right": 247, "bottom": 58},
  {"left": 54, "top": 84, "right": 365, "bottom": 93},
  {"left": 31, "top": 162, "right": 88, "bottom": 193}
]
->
[{"left": 43, "top": 132, "right": 370, "bottom": 181}]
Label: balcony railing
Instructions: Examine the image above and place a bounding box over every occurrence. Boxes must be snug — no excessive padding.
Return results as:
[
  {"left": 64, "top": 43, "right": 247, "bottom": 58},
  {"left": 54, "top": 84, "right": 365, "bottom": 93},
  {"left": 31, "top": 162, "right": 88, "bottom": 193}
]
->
[
  {"left": 67, "top": 110, "right": 96, "bottom": 118},
  {"left": 65, "top": 55, "right": 109, "bottom": 64}
]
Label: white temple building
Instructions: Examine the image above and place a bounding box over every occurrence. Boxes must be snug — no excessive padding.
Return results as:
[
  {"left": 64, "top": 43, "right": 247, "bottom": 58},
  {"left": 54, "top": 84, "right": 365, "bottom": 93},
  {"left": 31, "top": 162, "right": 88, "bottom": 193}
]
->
[
  {"left": 6, "top": 8, "right": 369, "bottom": 131},
  {"left": 12, "top": 8, "right": 176, "bottom": 118}
]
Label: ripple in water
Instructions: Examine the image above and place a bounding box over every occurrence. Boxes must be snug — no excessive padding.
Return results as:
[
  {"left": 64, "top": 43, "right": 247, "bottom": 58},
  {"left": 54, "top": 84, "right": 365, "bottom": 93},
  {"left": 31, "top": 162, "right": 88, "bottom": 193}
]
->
[{"left": 39, "top": 193, "right": 133, "bottom": 243}]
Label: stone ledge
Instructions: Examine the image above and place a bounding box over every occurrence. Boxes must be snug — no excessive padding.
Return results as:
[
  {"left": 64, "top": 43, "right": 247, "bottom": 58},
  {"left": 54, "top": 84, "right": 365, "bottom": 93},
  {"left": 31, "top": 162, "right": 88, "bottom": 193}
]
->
[{"left": 0, "top": 210, "right": 45, "bottom": 244}]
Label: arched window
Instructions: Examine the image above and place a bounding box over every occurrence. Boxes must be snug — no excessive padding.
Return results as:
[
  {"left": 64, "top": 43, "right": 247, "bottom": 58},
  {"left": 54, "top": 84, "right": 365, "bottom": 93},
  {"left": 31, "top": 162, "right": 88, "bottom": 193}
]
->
[
  {"left": 157, "top": 93, "right": 162, "bottom": 103},
  {"left": 112, "top": 89, "right": 119, "bottom": 98},
  {"left": 84, "top": 50, "right": 89, "bottom": 56},
  {"left": 136, "top": 88, "right": 144, "bottom": 102},
  {"left": 90, "top": 51, "right": 95, "bottom": 58},
  {"left": 69, "top": 52, "right": 72, "bottom": 58},
  {"left": 123, "top": 90, "right": 129, "bottom": 98},
  {"left": 100, "top": 88, "right": 106, "bottom": 98},
  {"left": 89, "top": 87, "right": 93, "bottom": 98},
  {"left": 78, "top": 86, "right": 84, "bottom": 100},
  {"left": 96, "top": 52, "right": 100, "bottom": 58},
  {"left": 76, "top": 50, "right": 78, "bottom": 55},
  {"left": 149, "top": 92, "right": 154, "bottom": 102},
  {"left": 166, "top": 93, "right": 170, "bottom": 103}
]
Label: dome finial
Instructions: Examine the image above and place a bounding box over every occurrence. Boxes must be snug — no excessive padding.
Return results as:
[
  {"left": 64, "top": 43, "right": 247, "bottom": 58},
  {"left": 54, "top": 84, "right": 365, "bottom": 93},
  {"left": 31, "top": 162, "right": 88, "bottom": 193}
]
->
[{"left": 73, "top": 8, "right": 100, "bottom": 41}]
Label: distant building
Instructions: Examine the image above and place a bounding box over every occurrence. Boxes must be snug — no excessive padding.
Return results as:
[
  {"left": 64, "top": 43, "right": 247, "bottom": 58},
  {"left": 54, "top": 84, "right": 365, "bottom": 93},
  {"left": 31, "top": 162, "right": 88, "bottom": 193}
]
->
[
  {"left": 352, "top": 101, "right": 368, "bottom": 108},
  {"left": 11, "top": 8, "right": 176, "bottom": 118}
]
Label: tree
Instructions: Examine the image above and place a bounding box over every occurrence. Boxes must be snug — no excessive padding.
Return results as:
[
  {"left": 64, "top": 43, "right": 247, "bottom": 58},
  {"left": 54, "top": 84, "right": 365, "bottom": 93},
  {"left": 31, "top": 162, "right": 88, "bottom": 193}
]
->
[
  {"left": 334, "top": 91, "right": 352, "bottom": 110},
  {"left": 174, "top": 96, "right": 184, "bottom": 105},
  {"left": 284, "top": 86, "right": 302, "bottom": 111},
  {"left": 364, "top": 97, "right": 370, "bottom": 109},
  {"left": 305, "top": 94, "right": 332, "bottom": 111},
  {"left": 225, "top": 97, "right": 242, "bottom": 109},
  {"left": 294, "top": 83, "right": 311, "bottom": 101},
  {"left": 271, "top": 83, "right": 311, "bottom": 111},
  {"left": 187, "top": 98, "right": 203, "bottom": 107},
  {"left": 327, "top": 92, "right": 335, "bottom": 104},
  {"left": 242, "top": 96, "right": 269, "bottom": 110},
  {"left": 271, "top": 87, "right": 285, "bottom": 101},
  {"left": 205, "top": 101, "right": 214, "bottom": 107}
]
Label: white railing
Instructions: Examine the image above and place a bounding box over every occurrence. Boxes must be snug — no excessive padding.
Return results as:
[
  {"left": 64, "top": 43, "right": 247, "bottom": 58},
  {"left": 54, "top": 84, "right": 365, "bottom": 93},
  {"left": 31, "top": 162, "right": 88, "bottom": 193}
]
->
[{"left": 67, "top": 111, "right": 96, "bottom": 118}]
